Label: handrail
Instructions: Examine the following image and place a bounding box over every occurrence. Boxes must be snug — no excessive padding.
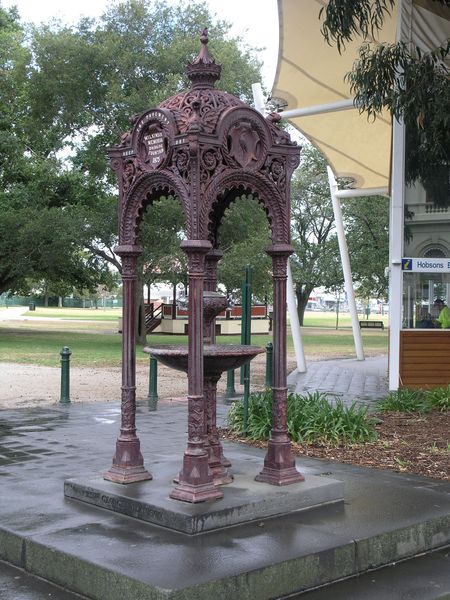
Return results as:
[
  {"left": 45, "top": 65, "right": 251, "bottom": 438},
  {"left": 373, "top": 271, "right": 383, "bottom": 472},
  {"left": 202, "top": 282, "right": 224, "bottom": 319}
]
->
[{"left": 145, "top": 305, "right": 163, "bottom": 333}]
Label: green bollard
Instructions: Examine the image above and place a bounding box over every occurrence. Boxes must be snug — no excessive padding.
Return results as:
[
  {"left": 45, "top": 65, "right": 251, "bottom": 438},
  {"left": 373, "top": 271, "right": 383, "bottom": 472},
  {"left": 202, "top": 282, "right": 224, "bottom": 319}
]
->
[
  {"left": 242, "top": 363, "right": 250, "bottom": 436},
  {"left": 225, "top": 369, "right": 237, "bottom": 401},
  {"left": 265, "top": 341, "right": 273, "bottom": 388},
  {"left": 59, "top": 346, "right": 71, "bottom": 404},
  {"left": 147, "top": 356, "right": 158, "bottom": 411},
  {"left": 240, "top": 265, "right": 252, "bottom": 434}
]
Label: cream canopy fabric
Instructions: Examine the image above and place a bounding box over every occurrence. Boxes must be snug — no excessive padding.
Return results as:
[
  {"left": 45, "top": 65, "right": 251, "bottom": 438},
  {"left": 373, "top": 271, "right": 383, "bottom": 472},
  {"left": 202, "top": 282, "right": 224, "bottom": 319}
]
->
[{"left": 273, "top": 0, "right": 450, "bottom": 192}]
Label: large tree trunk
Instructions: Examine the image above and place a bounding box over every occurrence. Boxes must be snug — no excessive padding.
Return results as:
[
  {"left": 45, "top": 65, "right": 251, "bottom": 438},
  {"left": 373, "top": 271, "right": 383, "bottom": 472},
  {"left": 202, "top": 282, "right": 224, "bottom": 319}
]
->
[
  {"left": 44, "top": 283, "right": 49, "bottom": 308},
  {"left": 172, "top": 282, "right": 177, "bottom": 320},
  {"left": 295, "top": 283, "right": 313, "bottom": 326}
]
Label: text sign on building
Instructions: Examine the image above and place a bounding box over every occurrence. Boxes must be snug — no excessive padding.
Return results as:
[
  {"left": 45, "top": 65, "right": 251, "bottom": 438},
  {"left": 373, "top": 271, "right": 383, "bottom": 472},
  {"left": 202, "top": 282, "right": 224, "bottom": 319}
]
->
[{"left": 402, "top": 258, "right": 450, "bottom": 273}]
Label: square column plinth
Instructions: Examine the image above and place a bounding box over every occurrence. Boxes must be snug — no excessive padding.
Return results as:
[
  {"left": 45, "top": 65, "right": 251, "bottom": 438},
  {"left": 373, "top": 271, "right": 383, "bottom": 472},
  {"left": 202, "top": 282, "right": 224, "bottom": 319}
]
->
[{"left": 65, "top": 458, "right": 343, "bottom": 535}]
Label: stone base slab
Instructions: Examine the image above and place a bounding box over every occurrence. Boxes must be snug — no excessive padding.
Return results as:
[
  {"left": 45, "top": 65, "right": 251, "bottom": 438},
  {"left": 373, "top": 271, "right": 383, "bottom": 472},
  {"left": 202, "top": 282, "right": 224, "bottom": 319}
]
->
[{"left": 65, "top": 459, "right": 343, "bottom": 535}]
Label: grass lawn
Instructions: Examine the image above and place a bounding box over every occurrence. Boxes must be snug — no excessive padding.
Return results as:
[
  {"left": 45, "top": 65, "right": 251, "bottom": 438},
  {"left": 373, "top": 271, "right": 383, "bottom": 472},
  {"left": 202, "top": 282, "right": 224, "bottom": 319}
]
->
[
  {"left": 301, "top": 311, "right": 388, "bottom": 328},
  {"left": 0, "top": 318, "right": 388, "bottom": 367},
  {"left": 23, "top": 307, "right": 122, "bottom": 321}
]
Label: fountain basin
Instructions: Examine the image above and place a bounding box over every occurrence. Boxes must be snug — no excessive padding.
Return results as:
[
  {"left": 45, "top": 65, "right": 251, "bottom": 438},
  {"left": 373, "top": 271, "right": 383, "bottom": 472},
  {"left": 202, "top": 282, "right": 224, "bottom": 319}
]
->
[{"left": 143, "top": 344, "right": 264, "bottom": 376}]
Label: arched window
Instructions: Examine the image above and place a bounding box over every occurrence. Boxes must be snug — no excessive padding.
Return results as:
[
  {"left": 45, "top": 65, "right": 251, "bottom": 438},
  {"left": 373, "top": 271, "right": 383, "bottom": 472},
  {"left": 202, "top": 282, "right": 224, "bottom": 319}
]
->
[{"left": 423, "top": 247, "right": 448, "bottom": 259}]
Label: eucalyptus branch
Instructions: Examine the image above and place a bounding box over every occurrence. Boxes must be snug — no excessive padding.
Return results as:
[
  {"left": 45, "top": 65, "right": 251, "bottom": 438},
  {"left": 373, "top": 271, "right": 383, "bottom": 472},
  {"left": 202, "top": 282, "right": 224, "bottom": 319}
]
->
[{"left": 320, "top": 0, "right": 395, "bottom": 52}]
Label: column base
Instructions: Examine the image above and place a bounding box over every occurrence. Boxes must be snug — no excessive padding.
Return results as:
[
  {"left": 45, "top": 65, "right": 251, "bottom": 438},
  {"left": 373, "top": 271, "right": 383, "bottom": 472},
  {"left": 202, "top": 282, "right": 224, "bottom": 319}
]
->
[
  {"left": 221, "top": 453, "right": 232, "bottom": 468},
  {"left": 209, "top": 456, "right": 234, "bottom": 486},
  {"left": 104, "top": 464, "right": 152, "bottom": 484},
  {"left": 170, "top": 451, "right": 223, "bottom": 503},
  {"left": 170, "top": 480, "right": 224, "bottom": 503},
  {"left": 104, "top": 438, "right": 152, "bottom": 484},
  {"left": 255, "top": 439, "right": 305, "bottom": 486},
  {"left": 207, "top": 440, "right": 233, "bottom": 485}
]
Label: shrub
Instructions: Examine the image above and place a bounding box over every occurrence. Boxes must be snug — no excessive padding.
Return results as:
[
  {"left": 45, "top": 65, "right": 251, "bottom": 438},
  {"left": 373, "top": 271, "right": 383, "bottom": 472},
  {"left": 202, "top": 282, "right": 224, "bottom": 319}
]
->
[
  {"left": 426, "top": 385, "right": 450, "bottom": 412},
  {"left": 227, "top": 389, "right": 273, "bottom": 441},
  {"left": 377, "top": 387, "right": 450, "bottom": 413},
  {"left": 376, "top": 388, "right": 429, "bottom": 413},
  {"left": 227, "top": 390, "right": 378, "bottom": 445}
]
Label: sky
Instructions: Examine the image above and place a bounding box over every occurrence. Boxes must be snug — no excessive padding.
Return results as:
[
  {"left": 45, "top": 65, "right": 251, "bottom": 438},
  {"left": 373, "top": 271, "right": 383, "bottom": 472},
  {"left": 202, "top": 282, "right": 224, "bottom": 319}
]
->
[{"left": 2, "top": 0, "right": 279, "bottom": 88}]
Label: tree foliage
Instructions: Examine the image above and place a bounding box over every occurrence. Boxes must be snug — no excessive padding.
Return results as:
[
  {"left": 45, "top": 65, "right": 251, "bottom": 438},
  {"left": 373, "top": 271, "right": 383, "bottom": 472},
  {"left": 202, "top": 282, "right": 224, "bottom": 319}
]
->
[
  {"left": 0, "top": 0, "right": 262, "bottom": 298},
  {"left": 289, "top": 145, "right": 342, "bottom": 325},
  {"left": 320, "top": 0, "right": 396, "bottom": 51},
  {"left": 289, "top": 144, "right": 390, "bottom": 323},
  {"left": 138, "top": 196, "right": 187, "bottom": 290},
  {"left": 342, "top": 196, "right": 389, "bottom": 301},
  {"left": 321, "top": 0, "right": 450, "bottom": 205},
  {"left": 217, "top": 197, "right": 272, "bottom": 302}
]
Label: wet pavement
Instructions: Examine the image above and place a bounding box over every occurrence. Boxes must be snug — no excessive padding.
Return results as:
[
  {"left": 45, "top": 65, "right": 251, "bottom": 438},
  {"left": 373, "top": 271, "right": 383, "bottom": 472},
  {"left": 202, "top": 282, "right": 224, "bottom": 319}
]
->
[
  {"left": 0, "top": 398, "right": 448, "bottom": 599},
  {"left": 0, "top": 560, "right": 89, "bottom": 600},
  {"left": 288, "top": 355, "right": 389, "bottom": 410}
]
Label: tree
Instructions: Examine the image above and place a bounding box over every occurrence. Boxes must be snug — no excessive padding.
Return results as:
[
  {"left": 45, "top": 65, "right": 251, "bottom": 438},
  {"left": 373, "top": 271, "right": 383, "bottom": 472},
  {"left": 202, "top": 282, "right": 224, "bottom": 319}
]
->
[
  {"left": 0, "top": 1, "right": 263, "bottom": 309},
  {"left": 289, "top": 145, "right": 343, "bottom": 325},
  {"left": 321, "top": 0, "right": 450, "bottom": 205},
  {"left": 289, "top": 144, "right": 389, "bottom": 325},
  {"left": 217, "top": 197, "right": 272, "bottom": 302},
  {"left": 342, "top": 195, "right": 390, "bottom": 302}
]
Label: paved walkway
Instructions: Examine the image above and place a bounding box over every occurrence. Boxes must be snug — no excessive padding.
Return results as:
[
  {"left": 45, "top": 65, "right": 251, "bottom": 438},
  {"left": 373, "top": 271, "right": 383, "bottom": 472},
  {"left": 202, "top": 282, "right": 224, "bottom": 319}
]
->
[
  {"left": 288, "top": 355, "right": 389, "bottom": 410},
  {"left": 0, "top": 306, "right": 28, "bottom": 321},
  {"left": 0, "top": 400, "right": 448, "bottom": 599}
]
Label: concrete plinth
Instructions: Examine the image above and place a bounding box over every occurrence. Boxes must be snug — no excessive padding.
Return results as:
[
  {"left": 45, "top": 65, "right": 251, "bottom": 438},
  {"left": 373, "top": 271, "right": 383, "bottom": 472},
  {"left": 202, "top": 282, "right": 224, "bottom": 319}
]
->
[
  {"left": 65, "top": 459, "right": 343, "bottom": 535},
  {"left": 0, "top": 402, "right": 449, "bottom": 600}
]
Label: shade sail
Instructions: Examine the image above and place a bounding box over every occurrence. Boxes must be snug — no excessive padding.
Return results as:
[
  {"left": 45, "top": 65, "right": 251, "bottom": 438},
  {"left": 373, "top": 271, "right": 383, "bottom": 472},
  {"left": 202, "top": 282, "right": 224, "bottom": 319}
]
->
[
  {"left": 273, "top": 0, "right": 398, "bottom": 191},
  {"left": 274, "top": 0, "right": 450, "bottom": 191}
]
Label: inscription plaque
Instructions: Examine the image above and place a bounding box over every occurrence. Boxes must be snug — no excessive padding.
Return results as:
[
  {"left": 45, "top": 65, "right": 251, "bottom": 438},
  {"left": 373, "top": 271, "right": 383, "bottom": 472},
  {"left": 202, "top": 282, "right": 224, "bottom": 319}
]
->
[{"left": 133, "top": 109, "right": 172, "bottom": 170}]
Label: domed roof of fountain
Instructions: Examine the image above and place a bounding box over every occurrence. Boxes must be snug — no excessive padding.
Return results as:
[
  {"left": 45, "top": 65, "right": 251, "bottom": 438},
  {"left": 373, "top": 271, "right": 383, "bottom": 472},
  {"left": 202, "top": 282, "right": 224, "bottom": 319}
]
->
[{"left": 159, "top": 28, "right": 246, "bottom": 135}]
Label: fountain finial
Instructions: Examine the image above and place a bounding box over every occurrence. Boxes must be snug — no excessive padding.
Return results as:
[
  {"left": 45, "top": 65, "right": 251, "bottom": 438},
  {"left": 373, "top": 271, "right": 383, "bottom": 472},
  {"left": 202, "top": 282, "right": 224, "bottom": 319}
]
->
[{"left": 186, "top": 28, "right": 221, "bottom": 89}]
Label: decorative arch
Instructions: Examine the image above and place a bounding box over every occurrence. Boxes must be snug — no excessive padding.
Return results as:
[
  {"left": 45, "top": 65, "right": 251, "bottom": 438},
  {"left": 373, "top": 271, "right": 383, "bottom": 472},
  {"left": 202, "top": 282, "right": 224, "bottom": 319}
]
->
[
  {"left": 201, "top": 170, "right": 289, "bottom": 246},
  {"left": 120, "top": 171, "right": 190, "bottom": 247}
]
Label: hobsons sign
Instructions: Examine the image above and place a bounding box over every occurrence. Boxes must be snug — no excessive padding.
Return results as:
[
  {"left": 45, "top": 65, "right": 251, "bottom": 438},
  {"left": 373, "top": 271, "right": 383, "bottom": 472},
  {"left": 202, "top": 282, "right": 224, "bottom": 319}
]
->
[{"left": 402, "top": 258, "right": 450, "bottom": 273}]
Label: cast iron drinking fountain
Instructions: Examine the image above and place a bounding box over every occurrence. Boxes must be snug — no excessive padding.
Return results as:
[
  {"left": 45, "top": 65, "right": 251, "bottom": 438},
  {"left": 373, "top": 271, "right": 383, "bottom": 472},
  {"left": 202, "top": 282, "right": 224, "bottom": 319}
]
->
[
  {"left": 144, "top": 291, "right": 265, "bottom": 490},
  {"left": 64, "top": 31, "right": 343, "bottom": 527}
]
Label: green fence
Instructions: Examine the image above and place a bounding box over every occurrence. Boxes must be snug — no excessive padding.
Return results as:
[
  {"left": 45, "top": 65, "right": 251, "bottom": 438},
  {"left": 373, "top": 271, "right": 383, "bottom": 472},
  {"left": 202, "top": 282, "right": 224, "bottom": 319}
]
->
[{"left": 0, "top": 293, "right": 122, "bottom": 308}]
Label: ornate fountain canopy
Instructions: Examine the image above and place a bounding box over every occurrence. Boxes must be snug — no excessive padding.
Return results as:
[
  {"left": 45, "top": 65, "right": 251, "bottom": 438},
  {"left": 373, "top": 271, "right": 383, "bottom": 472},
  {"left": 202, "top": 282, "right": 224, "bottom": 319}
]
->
[
  {"left": 185, "top": 28, "right": 222, "bottom": 88},
  {"left": 159, "top": 29, "right": 245, "bottom": 136},
  {"left": 109, "top": 29, "right": 300, "bottom": 249}
]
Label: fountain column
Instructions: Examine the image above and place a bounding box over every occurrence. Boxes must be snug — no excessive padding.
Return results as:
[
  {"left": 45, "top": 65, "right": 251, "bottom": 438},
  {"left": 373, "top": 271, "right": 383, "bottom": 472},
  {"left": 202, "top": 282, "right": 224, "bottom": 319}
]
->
[
  {"left": 170, "top": 240, "right": 223, "bottom": 502},
  {"left": 104, "top": 245, "right": 152, "bottom": 484},
  {"left": 256, "top": 244, "right": 304, "bottom": 485},
  {"left": 204, "top": 249, "right": 223, "bottom": 341}
]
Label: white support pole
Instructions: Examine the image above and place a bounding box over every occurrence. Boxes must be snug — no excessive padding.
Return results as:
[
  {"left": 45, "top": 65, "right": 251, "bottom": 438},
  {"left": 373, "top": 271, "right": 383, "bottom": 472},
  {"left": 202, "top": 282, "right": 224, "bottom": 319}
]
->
[
  {"left": 327, "top": 167, "right": 365, "bottom": 361},
  {"left": 335, "top": 187, "right": 389, "bottom": 199},
  {"left": 280, "top": 98, "right": 355, "bottom": 119},
  {"left": 388, "top": 117, "right": 405, "bottom": 390},
  {"left": 388, "top": 0, "right": 406, "bottom": 391},
  {"left": 252, "top": 82, "right": 307, "bottom": 373},
  {"left": 287, "top": 261, "right": 307, "bottom": 373},
  {"left": 251, "top": 83, "right": 265, "bottom": 114}
]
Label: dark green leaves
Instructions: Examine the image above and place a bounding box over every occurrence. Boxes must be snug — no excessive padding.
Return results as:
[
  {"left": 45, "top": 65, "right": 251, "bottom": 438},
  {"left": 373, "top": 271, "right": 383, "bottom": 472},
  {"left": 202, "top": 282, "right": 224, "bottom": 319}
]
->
[
  {"left": 227, "top": 390, "right": 378, "bottom": 445},
  {"left": 320, "top": 0, "right": 395, "bottom": 52},
  {"left": 320, "top": 1, "right": 450, "bottom": 204}
]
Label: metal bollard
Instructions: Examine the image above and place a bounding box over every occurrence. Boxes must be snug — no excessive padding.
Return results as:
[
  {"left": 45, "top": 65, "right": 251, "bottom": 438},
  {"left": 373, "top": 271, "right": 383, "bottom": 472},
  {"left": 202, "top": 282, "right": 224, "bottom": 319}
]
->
[
  {"left": 225, "top": 369, "right": 237, "bottom": 402},
  {"left": 265, "top": 341, "right": 273, "bottom": 388},
  {"left": 242, "top": 363, "right": 250, "bottom": 436},
  {"left": 147, "top": 356, "right": 158, "bottom": 411},
  {"left": 60, "top": 346, "right": 71, "bottom": 404}
]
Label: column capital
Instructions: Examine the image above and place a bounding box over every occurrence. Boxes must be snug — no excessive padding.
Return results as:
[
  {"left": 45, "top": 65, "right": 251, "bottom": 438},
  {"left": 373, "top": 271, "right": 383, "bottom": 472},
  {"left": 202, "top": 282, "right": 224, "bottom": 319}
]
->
[
  {"left": 266, "top": 243, "right": 294, "bottom": 258},
  {"left": 206, "top": 248, "right": 224, "bottom": 262},
  {"left": 114, "top": 244, "right": 143, "bottom": 257},
  {"left": 180, "top": 239, "right": 212, "bottom": 255}
]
